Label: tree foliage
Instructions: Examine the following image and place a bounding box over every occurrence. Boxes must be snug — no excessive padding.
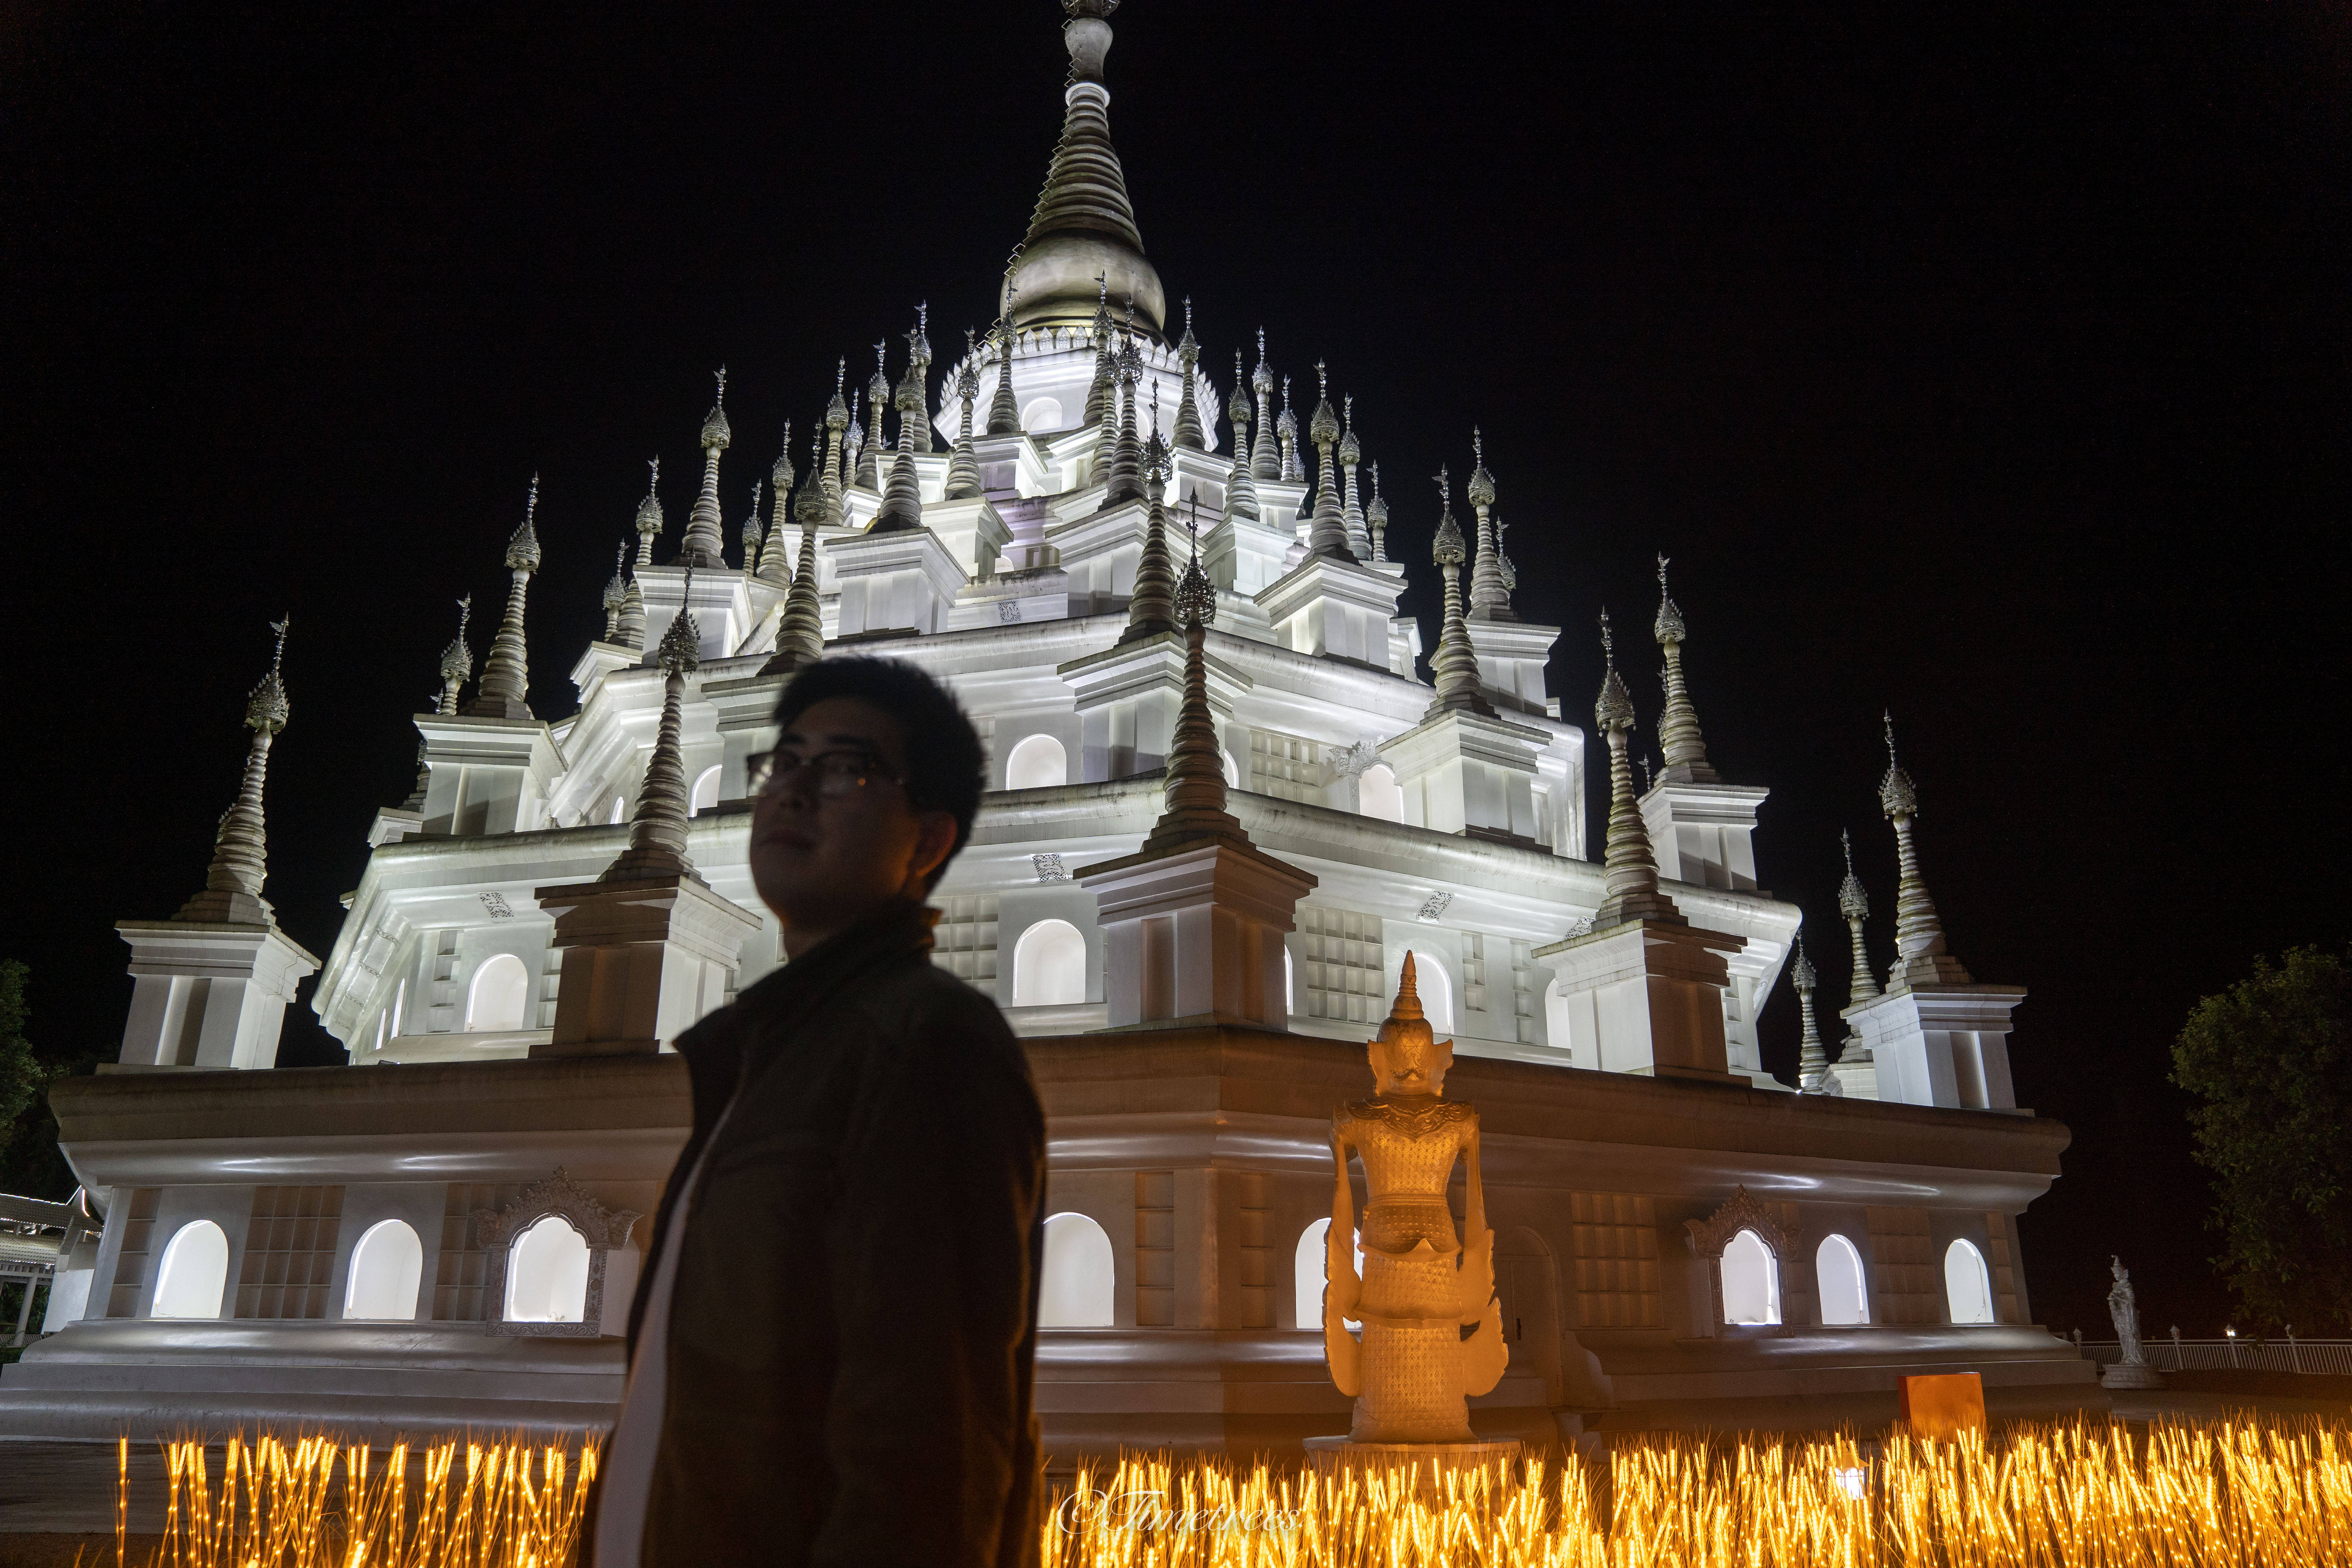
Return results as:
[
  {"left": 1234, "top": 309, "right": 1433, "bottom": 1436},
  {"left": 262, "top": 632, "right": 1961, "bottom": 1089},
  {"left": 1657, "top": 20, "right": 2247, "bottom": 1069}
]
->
[
  {"left": 0, "top": 962, "right": 102, "bottom": 1201},
  {"left": 2171, "top": 946, "right": 2352, "bottom": 1333}
]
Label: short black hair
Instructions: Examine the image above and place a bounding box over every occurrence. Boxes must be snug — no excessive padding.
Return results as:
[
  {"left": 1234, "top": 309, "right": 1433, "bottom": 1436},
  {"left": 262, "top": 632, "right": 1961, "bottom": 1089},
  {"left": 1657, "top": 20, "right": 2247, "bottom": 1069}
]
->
[{"left": 771, "top": 657, "right": 987, "bottom": 889}]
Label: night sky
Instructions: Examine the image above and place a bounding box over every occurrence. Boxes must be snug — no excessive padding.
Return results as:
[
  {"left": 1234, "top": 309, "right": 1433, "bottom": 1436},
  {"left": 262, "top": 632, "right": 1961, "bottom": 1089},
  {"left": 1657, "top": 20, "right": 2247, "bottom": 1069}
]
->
[{"left": 6, "top": 4, "right": 2345, "bottom": 1340}]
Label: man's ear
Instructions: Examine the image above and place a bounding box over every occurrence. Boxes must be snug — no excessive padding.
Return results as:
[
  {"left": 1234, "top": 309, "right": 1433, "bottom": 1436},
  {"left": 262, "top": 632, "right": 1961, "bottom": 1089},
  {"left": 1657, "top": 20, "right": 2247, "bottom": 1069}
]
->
[{"left": 909, "top": 809, "right": 960, "bottom": 889}]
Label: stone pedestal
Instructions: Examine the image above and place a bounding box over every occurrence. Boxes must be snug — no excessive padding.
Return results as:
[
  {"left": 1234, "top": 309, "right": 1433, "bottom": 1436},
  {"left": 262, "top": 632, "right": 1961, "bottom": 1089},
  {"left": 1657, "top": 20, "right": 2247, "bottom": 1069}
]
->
[
  {"left": 1201, "top": 512, "right": 1296, "bottom": 597},
  {"left": 2099, "top": 1359, "right": 2166, "bottom": 1390},
  {"left": 1534, "top": 919, "right": 1746, "bottom": 1079},
  {"left": 825, "top": 526, "right": 968, "bottom": 640},
  {"left": 1254, "top": 554, "right": 1405, "bottom": 668},
  {"left": 1053, "top": 496, "right": 1150, "bottom": 617},
  {"left": 413, "top": 713, "right": 564, "bottom": 837},
  {"left": 532, "top": 874, "right": 762, "bottom": 1055},
  {"left": 1078, "top": 840, "right": 1315, "bottom": 1030},
  {"left": 116, "top": 921, "right": 321, "bottom": 1069},
  {"left": 1058, "top": 632, "right": 1251, "bottom": 783},
  {"left": 1381, "top": 710, "right": 1549, "bottom": 844},
  {"left": 923, "top": 495, "right": 1012, "bottom": 583},
  {"left": 1302, "top": 1437, "right": 1523, "bottom": 1489},
  {"left": 1844, "top": 984, "right": 2025, "bottom": 1110},
  {"left": 635, "top": 563, "right": 754, "bottom": 666}
]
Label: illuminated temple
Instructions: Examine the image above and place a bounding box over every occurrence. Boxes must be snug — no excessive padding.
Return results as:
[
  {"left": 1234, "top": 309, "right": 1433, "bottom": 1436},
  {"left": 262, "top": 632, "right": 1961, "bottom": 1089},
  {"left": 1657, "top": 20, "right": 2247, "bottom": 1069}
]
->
[{"left": 0, "top": 2, "right": 2097, "bottom": 1446}]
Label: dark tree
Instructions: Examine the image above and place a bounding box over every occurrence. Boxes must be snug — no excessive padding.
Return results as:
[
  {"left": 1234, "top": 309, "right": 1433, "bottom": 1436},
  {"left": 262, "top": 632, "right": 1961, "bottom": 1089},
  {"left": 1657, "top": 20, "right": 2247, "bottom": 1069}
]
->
[
  {"left": 0, "top": 962, "right": 105, "bottom": 1201},
  {"left": 2171, "top": 946, "right": 2352, "bottom": 1334},
  {"left": 0, "top": 962, "right": 34, "bottom": 1161}
]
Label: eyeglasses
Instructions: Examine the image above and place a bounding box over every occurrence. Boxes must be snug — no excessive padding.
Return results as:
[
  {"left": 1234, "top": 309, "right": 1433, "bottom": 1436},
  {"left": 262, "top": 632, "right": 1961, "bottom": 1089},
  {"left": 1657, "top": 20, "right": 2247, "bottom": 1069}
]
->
[{"left": 746, "top": 747, "right": 905, "bottom": 801}]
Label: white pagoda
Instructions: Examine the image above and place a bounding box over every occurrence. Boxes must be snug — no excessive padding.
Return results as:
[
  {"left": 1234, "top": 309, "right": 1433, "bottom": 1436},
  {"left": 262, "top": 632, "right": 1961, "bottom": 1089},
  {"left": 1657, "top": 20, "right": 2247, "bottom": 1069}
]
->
[{"left": 2, "top": 1, "right": 2082, "bottom": 1448}]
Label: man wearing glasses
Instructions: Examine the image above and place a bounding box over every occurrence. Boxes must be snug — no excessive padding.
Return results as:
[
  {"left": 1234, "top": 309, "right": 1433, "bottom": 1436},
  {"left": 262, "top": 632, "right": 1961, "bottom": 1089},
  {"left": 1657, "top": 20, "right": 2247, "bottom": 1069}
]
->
[{"left": 595, "top": 657, "right": 1045, "bottom": 1568}]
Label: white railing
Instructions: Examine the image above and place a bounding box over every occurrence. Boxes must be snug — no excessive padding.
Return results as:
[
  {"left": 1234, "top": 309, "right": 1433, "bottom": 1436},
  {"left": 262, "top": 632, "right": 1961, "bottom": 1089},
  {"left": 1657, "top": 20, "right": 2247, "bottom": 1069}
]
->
[{"left": 2073, "top": 1333, "right": 2352, "bottom": 1377}]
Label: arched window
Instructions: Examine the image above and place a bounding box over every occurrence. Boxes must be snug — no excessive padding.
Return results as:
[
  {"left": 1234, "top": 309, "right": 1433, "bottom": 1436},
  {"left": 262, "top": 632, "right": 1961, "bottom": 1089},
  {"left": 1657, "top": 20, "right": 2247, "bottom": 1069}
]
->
[
  {"left": 1005, "top": 734, "right": 1068, "bottom": 791},
  {"left": 466, "top": 953, "right": 530, "bottom": 1033},
  {"left": 1294, "top": 1218, "right": 1363, "bottom": 1331},
  {"left": 1816, "top": 1234, "right": 1869, "bottom": 1325},
  {"left": 609, "top": 796, "right": 627, "bottom": 825},
  {"left": 1944, "top": 1238, "right": 1995, "bottom": 1324},
  {"left": 1417, "top": 957, "right": 1455, "bottom": 1033},
  {"left": 1038, "top": 1212, "right": 1114, "bottom": 1327},
  {"left": 1012, "top": 919, "right": 1087, "bottom": 1007},
  {"left": 1021, "top": 396, "right": 1063, "bottom": 433},
  {"left": 1359, "top": 764, "right": 1405, "bottom": 823},
  {"left": 689, "top": 766, "right": 722, "bottom": 817},
  {"left": 390, "top": 978, "right": 406, "bottom": 1039},
  {"left": 1721, "top": 1228, "right": 1781, "bottom": 1325},
  {"left": 505, "top": 1215, "right": 591, "bottom": 1323},
  {"left": 1285, "top": 947, "right": 1296, "bottom": 1014},
  {"left": 151, "top": 1220, "right": 229, "bottom": 1320},
  {"left": 1223, "top": 750, "right": 1241, "bottom": 789},
  {"left": 344, "top": 1219, "right": 424, "bottom": 1321}
]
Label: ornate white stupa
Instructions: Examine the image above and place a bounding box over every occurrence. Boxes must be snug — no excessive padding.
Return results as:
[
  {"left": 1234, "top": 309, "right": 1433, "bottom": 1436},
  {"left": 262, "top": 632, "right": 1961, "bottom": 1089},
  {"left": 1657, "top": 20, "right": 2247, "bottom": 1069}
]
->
[{"left": 1, "top": 1, "right": 2082, "bottom": 1448}]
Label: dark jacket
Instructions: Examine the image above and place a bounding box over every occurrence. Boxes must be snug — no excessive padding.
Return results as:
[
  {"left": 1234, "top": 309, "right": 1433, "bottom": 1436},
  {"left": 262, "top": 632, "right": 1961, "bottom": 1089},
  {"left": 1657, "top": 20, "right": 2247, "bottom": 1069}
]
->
[{"left": 621, "top": 899, "right": 1045, "bottom": 1568}]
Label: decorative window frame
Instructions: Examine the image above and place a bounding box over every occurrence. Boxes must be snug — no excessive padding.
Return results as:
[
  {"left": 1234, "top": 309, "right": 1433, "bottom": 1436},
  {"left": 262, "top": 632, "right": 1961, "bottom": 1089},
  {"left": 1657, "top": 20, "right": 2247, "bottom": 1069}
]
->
[
  {"left": 1683, "top": 1186, "right": 1795, "bottom": 1338},
  {"left": 474, "top": 1169, "right": 640, "bottom": 1338}
]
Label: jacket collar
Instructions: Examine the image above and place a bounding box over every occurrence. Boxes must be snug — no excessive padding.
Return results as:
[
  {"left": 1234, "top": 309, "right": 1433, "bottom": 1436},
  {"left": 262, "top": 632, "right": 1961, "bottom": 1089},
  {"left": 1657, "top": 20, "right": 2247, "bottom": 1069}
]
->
[{"left": 677, "top": 897, "right": 939, "bottom": 1103}]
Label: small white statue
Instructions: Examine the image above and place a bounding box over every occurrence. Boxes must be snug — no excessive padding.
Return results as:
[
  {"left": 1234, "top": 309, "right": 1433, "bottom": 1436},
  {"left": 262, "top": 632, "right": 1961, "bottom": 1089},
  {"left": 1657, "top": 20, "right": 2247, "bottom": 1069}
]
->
[
  {"left": 2098, "top": 1254, "right": 2166, "bottom": 1389},
  {"left": 1323, "top": 953, "right": 1508, "bottom": 1442}
]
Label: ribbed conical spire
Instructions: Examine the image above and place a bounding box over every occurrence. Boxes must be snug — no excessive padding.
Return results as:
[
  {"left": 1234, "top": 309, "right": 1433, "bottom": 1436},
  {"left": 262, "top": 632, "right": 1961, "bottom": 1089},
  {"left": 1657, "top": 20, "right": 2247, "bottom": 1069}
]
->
[
  {"left": 1305, "top": 361, "right": 1352, "bottom": 559},
  {"left": 1172, "top": 298, "right": 1205, "bottom": 451},
  {"left": 680, "top": 369, "right": 731, "bottom": 568},
  {"left": 1277, "top": 376, "right": 1301, "bottom": 483},
  {"left": 870, "top": 383, "right": 925, "bottom": 534},
  {"left": 1250, "top": 331, "right": 1280, "bottom": 481},
  {"left": 822, "top": 359, "right": 850, "bottom": 523},
  {"left": 1652, "top": 554, "right": 1719, "bottom": 784},
  {"left": 757, "top": 425, "right": 797, "bottom": 588},
  {"left": 1339, "top": 398, "right": 1368, "bottom": 558},
  {"left": 900, "top": 305, "right": 935, "bottom": 454},
  {"left": 1591, "top": 608, "right": 1681, "bottom": 927},
  {"left": 602, "top": 542, "right": 630, "bottom": 642},
  {"left": 1465, "top": 429, "right": 1514, "bottom": 621},
  {"left": 437, "top": 594, "right": 474, "bottom": 714},
  {"left": 633, "top": 457, "right": 663, "bottom": 568},
  {"left": 1002, "top": 1, "right": 1164, "bottom": 337},
  {"left": 176, "top": 617, "right": 292, "bottom": 926},
  {"left": 1082, "top": 279, "right": 1114, "bottom": 433},
  {"left": 1367, "top": 462, "right": 1389, "bottom": 561},
  {"left": 604, "top": 568, "right": 703, "bottom": 882},
  {"left": 986, "top": 326, "right": 1020, "bottom": 435},
  {"left": 762, "top": 472, "right": 829, "bottom": 675},
  {"left": 1838, "top": 827, "right": 1881, "bottom": 1006},
  {"left": 1119, "top": 452, "right": 1178, "bottom": 644},
  {"left": 1424, "top": 467, "right": 1493, "bottom": 719},
  {"left": 1880, "top": 713, "right": 1970, "bottom": 988},
  {"left": 1793, "top": 938, "right": 1829, "bottom": 1091},
  {"left": 1224, "top": 348, "right": 1259, "bottom": 522},
  {"left": 1153, "top": 521, "right": 1236, "bottom": 835},
  {"left": 856, "top": 342, "right": 888, "bottom": 491},
  {"left": 946, "top": 332, "right": 984, "bottom": 499},
  {"left": 621, "top": 550, "right": 649, "bottom": 653},
  {"left": 738, "top": 479, "right": 764, "bottom": 585},
  {"left": 464, "top": 475, "right": 543, "bottom": 719},
  {"left": 1104, "top": 329, "right": 1144, "bottom": 505}
]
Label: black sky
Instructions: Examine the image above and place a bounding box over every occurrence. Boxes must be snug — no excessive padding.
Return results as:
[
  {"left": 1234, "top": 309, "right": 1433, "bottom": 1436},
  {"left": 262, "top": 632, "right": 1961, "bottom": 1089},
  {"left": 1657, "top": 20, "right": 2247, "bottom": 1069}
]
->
[{"left": 5, "top": 2, "right": 2346, "bottom": 1339}]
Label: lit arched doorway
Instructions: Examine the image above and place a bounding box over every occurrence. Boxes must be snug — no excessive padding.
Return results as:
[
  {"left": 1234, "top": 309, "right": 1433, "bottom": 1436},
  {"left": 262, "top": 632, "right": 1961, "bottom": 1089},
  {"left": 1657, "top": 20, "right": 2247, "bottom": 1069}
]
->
[
  {"left": 1021, "top": 397, "right": 1063, "bottom": 433},
  {"left": 1013, "top": 919, "right": 1087, "bottom": 1006},
  {"left": 505, "top": 1215, "right": 591, "bottom": 1323},
  {"left": 466, "top": 953, "right": 530, "bottom": 1032},
  {"left": 151, "top": 1220, "right": 230, "bottom": 1319},
  {"left": 1721, "top": 1228, "right": 1782, "bottom": 1325},
  {"left": 1410, "top": 956, "right": 1455, "bottom": 1033},
  {"left": 1816, "top": 1234, "right": 1869, "bottom": 1325},
  {"left": 689, "top": 765, "right": 722, "bottom": 816},
  {"left": 1038, "top": 1212, "right": 1114, "bottom": 1327},
  {"left": 1005, "top": 734, "right": 1068, "bottom": 791},
  {"left": 344, "top": 1219, "right": 424, "bottom": 1321},
  {"left": 1294, "top": 1218, "right": 1363, "bottom": 1331},
  {"left": 1944, "top": 1238, "right": 1995, "bottom": 1323}
]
